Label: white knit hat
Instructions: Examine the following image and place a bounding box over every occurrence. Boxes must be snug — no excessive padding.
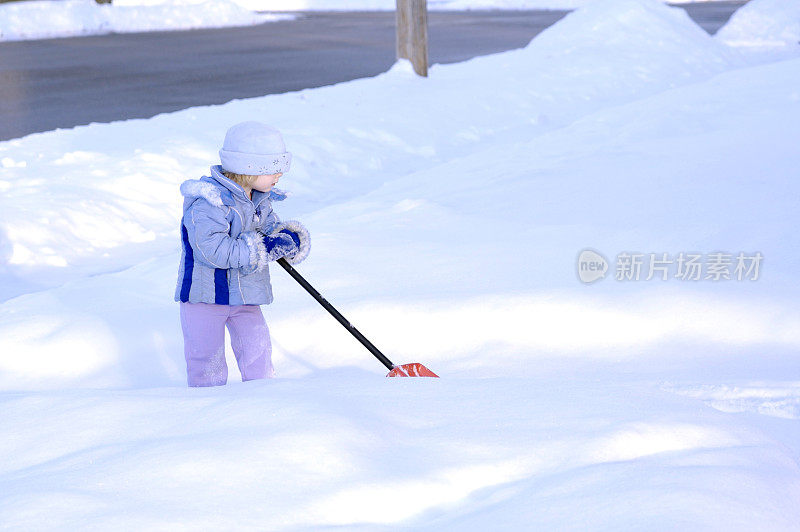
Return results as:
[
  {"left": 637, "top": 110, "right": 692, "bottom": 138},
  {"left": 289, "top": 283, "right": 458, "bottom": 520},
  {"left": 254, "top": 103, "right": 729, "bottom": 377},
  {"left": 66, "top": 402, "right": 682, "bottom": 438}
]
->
[{"left": 219, "top": 121, "right": 292, "bottom": 175}]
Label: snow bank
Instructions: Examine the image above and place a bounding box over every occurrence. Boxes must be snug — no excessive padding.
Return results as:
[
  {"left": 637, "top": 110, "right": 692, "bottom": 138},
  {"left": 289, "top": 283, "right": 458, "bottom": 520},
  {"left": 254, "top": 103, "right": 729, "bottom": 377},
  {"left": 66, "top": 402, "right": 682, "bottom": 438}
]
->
[
  {"left": 0, "top": 0, "right": 291, "bottom": 42},
  {"left": 2, "top": 0, "right": 800, "bottom": 529},
  {"left": 716, "top": 0, "right": 800, "bottom": 47}
]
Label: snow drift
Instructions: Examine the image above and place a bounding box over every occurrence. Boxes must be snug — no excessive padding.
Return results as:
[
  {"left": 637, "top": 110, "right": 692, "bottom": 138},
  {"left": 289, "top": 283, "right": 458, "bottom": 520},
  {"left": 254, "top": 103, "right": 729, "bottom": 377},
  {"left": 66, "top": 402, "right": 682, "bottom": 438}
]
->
[
  {"left": 0, "top": 0, "right": 291, "bottom": 41},
  {"left": 716, "top": 0, "right": 800, "bottom": 47},
  {"left": 1, "top": 0, "right": 799, "bottom": 529}
]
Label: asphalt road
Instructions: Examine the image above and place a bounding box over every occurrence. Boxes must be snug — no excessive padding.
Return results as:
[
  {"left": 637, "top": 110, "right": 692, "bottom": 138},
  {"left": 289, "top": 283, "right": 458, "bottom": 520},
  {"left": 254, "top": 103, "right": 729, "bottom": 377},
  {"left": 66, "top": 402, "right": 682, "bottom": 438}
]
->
[{"left": 0, "top": 2, "right": 747, "bottom": 141}]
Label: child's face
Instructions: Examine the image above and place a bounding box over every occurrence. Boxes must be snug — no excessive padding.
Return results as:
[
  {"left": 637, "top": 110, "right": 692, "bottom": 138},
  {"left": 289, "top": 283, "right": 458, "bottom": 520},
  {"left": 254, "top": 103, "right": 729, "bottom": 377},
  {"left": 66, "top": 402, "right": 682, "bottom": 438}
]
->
[{"left": 251, "top": 172, "right": 282, "bottom": 192}]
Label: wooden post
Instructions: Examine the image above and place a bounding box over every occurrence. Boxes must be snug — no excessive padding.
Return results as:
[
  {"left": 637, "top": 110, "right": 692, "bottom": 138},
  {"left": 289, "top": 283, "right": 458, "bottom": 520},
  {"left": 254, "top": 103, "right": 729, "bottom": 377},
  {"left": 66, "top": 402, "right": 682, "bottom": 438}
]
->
[{"left": 395, "top": 0, "right": 428, "bottom": 77}]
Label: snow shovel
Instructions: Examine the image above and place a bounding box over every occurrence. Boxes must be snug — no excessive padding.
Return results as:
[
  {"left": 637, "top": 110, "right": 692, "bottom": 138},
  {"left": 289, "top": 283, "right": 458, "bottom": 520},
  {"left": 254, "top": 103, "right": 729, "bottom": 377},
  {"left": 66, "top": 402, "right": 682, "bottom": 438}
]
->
[{"left": 276, "top": 258, "right": 439, "bottom": 377}]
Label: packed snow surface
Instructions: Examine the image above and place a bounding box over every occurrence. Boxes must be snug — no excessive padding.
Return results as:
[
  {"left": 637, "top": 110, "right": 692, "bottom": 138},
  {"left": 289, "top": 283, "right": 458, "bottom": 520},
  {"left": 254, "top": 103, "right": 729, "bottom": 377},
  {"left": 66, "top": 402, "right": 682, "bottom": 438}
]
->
[{"left": 2, "top": 0, "right": 800, "bottom": 529}]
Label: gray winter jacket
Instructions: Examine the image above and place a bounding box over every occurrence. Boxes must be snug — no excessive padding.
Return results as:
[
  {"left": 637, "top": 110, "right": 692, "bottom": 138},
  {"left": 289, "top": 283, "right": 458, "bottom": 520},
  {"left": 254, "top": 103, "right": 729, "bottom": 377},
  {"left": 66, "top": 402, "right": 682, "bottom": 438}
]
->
[{"left": 174, "top": 165, "right": 309, "bottom": 306}]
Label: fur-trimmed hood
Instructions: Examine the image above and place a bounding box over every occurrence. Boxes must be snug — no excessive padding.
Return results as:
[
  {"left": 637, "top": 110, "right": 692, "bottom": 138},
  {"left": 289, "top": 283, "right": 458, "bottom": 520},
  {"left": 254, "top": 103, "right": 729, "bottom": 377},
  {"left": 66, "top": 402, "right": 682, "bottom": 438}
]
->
[{"left": 179, "top": 165, "right": 288, "bottom": 209}]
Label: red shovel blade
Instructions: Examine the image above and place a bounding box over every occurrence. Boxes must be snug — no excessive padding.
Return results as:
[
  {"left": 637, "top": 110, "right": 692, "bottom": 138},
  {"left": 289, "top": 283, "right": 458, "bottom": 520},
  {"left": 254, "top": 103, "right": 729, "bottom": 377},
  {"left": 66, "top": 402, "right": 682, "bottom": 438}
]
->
[{"left": 386, "top": 363, "right": 439, "bottom": 378}]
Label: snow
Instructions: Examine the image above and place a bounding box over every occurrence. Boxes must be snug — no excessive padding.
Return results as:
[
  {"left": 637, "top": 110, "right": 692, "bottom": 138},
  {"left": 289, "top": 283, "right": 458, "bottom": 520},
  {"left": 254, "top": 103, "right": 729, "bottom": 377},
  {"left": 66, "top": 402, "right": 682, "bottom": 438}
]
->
[
  {"left": 2, "top": 0, "right": 800, "bottom": 528},
  {"left": 0, "top": 0, "right": 293, "bottom": 42},
  {"left": 716, "top": 0, "right": 800, "bottom": 47}
]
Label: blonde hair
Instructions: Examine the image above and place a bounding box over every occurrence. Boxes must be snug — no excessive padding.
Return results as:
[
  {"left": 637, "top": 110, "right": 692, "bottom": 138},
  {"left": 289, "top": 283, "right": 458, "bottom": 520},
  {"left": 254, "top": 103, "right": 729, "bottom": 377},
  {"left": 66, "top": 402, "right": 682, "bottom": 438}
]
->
[{"left": 222, "top": 170, "right": 258, "bottom": 188}]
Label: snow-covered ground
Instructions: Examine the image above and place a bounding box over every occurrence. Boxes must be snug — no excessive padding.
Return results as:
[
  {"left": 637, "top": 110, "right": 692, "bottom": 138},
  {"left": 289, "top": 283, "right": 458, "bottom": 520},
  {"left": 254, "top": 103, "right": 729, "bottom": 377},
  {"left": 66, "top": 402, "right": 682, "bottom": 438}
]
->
[
  {"left": 2, "top": 0, "right": 800, "bottom": 528},
  {"left": 0, "top": 0, "right": 740, "bottom": 42},
  {"left": 0, "top": 0, "right": 294, "bottom": 41},
  {"left": 717, "top": 0, "right": 800, "bottom": 47}
]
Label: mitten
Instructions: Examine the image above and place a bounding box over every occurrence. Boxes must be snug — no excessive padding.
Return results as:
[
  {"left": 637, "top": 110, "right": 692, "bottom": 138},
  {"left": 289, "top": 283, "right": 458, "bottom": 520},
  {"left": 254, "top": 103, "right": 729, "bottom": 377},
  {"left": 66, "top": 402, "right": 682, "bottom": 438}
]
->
[
  {"left": 262, "top": 231, "right": 299, "bottom": 262},
  {"left": 273, "top": 220, "right": 310, "bottom": 265},
  {"left": 279, "top": 229, "right": 300, "bottom": 248}
]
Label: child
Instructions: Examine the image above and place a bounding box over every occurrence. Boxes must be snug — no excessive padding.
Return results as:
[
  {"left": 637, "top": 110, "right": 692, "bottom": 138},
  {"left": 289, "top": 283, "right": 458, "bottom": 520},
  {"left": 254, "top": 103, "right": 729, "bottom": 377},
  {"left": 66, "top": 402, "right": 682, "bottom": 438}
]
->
[{"left": 174, "top": 121, "right": 310, "bottom": 387}]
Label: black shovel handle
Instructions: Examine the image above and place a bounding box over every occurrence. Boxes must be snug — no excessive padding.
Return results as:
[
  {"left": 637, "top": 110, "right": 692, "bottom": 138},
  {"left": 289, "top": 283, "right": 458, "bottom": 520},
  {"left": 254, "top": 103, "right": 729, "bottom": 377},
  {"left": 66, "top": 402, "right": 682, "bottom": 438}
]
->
[{"left": 276, "top": 258, "right": 396, "bottom": 371}]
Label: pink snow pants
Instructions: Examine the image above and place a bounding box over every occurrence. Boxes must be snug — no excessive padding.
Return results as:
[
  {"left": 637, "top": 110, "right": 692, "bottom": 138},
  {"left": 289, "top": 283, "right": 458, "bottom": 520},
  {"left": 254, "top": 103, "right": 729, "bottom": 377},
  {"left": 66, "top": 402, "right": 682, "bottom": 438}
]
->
[{"left": 179, "top": 302, "right": 275, "bottom": 387}]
